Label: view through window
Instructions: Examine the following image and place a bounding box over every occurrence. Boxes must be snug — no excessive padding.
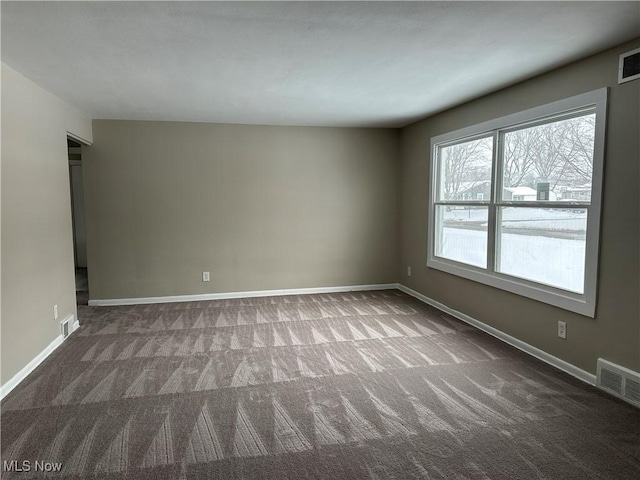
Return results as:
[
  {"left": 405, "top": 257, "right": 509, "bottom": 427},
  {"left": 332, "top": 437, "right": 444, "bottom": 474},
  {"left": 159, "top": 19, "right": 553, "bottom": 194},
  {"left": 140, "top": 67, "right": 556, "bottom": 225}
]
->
[{"left": 428, "top": 89, "right": 606, "bottom": 316}]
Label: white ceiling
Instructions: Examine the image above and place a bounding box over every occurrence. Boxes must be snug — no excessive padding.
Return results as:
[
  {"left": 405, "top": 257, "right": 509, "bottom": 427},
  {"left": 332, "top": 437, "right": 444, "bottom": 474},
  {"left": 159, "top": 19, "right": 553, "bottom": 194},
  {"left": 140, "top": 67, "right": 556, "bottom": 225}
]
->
[{"left": 2, "top": 1, "right": 639, "bottom": 128}]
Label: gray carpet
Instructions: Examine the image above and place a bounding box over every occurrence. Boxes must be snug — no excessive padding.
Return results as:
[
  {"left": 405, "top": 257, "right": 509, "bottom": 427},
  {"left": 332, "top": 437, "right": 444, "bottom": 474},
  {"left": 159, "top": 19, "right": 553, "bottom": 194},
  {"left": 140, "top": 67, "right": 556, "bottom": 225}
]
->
[{"left": 1, "top": 289, "right": 639, "bottom": 479}]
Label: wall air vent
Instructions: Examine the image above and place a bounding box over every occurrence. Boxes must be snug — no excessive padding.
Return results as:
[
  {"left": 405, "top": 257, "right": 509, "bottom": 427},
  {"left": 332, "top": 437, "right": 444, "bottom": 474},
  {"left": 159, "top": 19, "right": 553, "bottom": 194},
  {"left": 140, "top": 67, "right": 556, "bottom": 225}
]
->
[
  {"left": 618, "top": 47, "right": 640, "bottom": 84},
  {"left": 599, "top": 367, "right": 622, "bottom": 394},
  {"left": 596, "top": 358, "right": 640, "bottom": 408},
  {"left": 626, "top": 378, "right": 640, "bottom": 404},
  {"left": 61, "top": 317, "right": 71, "bottom": 338}
]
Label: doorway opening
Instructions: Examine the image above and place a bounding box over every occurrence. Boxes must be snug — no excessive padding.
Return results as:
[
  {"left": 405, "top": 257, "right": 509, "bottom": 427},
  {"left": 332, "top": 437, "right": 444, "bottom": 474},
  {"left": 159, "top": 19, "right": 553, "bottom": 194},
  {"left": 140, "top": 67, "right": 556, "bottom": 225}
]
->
[{"left": 68, "top": 137, "right": 89, "bottom": 306}]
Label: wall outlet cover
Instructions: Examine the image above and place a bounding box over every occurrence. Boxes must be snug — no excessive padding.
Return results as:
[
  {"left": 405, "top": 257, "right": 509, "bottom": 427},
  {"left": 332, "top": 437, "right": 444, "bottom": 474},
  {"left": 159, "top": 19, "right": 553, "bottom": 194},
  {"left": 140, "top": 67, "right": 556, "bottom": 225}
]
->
[{"left": 558, "top": 321, "right": 567, "bottom": 339}]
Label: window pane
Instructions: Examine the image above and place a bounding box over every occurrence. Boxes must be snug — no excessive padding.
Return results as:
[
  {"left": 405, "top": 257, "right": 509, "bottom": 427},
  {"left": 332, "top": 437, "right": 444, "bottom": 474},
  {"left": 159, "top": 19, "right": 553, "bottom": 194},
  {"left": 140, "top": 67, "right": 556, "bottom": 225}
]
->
[
  {"left": 435, "top": 206, "right": 488, "bottom": 268},
  {"left": 501, "top": 113, "right": 595, "bottom": 202},
  {"left": 438, "top": 136, "right": 493, "bottom": 201},
  {"left": 496, "top": 207, "right": 587, "bottom": 293}
]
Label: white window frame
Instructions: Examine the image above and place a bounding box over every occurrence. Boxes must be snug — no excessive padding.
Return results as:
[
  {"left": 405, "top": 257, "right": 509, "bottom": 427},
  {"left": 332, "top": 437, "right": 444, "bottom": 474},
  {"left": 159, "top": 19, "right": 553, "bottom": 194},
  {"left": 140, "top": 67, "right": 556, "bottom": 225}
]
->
[{"left": 427, "top": 88, "right": 607, "bottom": 317}]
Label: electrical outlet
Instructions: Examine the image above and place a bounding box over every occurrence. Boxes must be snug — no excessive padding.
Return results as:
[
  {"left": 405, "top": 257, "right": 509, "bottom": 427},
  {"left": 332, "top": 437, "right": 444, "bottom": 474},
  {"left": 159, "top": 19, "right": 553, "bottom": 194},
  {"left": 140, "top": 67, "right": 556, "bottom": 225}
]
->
[
  {"left": 407, "top": 266, "right": 412, "bottom": 277},
  {"left": 558, "top": 321, "right": 567, "bottom": 339},
  {"left": 53, "top": 305, "right": 58, "bottom": 320},
  {"left": 202, "top": 271, "right": 210, "bottom": 282}
]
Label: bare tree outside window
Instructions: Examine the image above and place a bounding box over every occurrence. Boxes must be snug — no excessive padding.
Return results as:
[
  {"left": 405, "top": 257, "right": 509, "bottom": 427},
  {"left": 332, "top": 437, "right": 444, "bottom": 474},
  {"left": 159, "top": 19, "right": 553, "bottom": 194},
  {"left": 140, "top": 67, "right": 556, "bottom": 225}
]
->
[
  {"left": 440, "top": 137, "right": 492, "bottom": 201},
  {"left": 502, "top": 113, "right": 595, "bottom": 200},
  {"left": 439, "top": 113, "right": 595, "bottom": 203},
  {"left": 502, "top": 128, "right": 538, "bottom": 188},
  {"left": 563, "top": 114, "right": 595, "bottom": 184}
]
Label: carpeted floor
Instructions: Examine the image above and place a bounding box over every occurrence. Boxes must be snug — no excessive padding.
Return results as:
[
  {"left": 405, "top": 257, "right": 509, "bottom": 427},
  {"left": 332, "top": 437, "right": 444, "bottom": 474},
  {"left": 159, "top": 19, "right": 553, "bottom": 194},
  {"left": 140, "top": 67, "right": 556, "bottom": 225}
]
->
[{"left": 1, "top": 289, "right": 639, "bottom": 479}]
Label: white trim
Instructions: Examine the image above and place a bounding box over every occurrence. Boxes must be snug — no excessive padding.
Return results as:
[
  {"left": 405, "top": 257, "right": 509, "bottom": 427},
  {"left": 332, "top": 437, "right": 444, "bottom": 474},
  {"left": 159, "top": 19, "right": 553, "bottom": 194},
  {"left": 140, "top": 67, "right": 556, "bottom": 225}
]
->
[
  {"left": 618, "top": 47, "right": 640, "bottom": 84},
  {"left": 430, "top": 90, "right": 606, "bottom": 146},
  {"left": 66, "top": 131, "right": 92, "bottom": 146},
  {"left": 88, "top": 283, "right": 399, "bottom": 306},
  {"left": 427, "top": 88, "right": 608, "bottom": 318},
  {"left": 0, "top": 315, "right": 79, "bottom": 400},
  {"left": 397, "top": 284, "right": 596, "bottom": 385},
  {"left": 426, "top": 258, "right": 593, "bottom": 316}
]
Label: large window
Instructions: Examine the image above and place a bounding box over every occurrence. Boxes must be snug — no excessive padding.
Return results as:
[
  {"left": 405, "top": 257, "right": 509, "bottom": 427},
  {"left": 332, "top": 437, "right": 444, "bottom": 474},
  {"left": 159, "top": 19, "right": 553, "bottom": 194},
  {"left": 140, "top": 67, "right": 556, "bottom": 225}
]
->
[{"left": 428, "top": 89, "right": 607, "bottom": 317}]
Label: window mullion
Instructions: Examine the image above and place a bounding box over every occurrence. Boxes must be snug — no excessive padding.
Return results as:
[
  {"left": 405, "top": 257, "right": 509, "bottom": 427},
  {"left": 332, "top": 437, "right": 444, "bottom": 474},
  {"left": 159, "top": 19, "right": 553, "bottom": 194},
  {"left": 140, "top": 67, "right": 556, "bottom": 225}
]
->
[{"left": 487, "top": 130, "right": 501, "bottom": 274}]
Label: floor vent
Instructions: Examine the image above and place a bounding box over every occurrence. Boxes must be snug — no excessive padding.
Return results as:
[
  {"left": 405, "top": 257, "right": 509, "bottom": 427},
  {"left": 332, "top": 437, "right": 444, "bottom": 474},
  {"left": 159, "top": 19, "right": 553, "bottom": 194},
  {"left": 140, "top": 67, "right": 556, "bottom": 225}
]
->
[{"left": 596, "top": 358, "right": 640, "bottom": 408}]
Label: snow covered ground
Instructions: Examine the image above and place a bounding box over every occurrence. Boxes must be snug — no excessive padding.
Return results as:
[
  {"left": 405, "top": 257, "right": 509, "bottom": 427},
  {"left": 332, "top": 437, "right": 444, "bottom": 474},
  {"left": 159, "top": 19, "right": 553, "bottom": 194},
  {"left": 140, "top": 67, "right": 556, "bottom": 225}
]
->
[
  {"left": 439, "top": 227, "right": 585, "bottom": 293},
  {"left": 443, "top": 207, "right": 587, "bottom": 235}
]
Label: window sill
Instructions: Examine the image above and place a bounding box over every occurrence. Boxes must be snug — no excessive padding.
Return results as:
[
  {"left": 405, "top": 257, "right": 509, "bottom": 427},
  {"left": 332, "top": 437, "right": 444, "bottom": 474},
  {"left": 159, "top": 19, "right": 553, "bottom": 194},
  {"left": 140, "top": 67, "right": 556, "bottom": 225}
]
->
[{"left": 426, "top": 256, "right": 595, "bottom": 317}]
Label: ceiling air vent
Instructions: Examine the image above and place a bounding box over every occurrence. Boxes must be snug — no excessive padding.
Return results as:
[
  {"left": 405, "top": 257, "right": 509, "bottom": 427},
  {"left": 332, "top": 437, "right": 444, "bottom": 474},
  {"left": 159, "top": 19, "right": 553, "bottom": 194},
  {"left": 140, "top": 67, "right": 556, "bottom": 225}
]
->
[
  {"left": 596, "top": 358, "right": 640, "bottom": 408},
  {"left": 618, "top": 47, "right": 640, "bottom": 84}
]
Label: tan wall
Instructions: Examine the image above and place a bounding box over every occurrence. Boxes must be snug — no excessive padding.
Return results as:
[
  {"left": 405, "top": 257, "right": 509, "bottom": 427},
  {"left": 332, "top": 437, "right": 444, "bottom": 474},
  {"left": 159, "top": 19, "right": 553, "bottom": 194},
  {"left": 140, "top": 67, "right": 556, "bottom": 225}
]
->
[
  {"left": 83, "top": 121, "right": 399, "bottom": 300},
  {"left": 1, "top": 64, "right": 93, "bottom": 385},
  {"left": 399, "top": 40, "right": 640, "bottom": 374}
]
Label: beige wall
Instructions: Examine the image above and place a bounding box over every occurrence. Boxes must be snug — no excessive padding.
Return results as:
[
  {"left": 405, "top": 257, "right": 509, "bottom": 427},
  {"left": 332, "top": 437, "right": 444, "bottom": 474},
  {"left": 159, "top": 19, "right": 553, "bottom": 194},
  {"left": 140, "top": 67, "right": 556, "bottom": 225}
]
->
[
  {"left": 399, "top": 40, "right": 640, "bottom": 374},
  {"left": 83, "top": 121, "right": 399, "bottom": 300},
  {"left": 1, "top": 64, "right": 93, "bottom": 385}
]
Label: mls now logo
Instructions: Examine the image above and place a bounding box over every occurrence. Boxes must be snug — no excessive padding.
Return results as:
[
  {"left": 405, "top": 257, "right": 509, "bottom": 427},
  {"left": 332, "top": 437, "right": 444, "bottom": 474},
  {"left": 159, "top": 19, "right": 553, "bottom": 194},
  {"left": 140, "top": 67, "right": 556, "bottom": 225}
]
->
[{"left": 3, "top": 460, "right": 63, "bottom": 473}]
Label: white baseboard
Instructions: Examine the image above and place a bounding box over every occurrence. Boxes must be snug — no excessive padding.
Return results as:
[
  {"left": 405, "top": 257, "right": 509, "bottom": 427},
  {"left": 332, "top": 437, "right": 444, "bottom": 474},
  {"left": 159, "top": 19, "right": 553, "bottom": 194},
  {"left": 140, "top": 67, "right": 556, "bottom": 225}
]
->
[
  {"left": 88, "top": 283, "right": 399, "bottom": 307},
  {"left": 397, "top": 284, "right": 596, "bottom": 386},
  {"left": 1, "top": 315, "right": 79, "bottom": 400}
]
